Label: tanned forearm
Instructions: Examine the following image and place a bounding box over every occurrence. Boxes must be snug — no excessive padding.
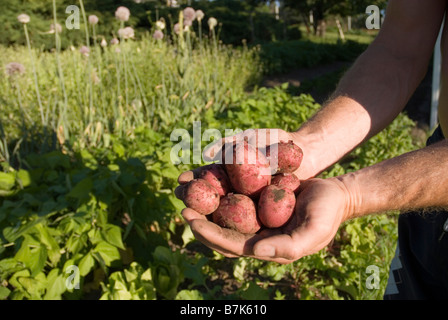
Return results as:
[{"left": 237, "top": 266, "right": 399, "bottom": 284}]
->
[
  {"left": 336, "top": 139, "right": 448, "bottom": 219},
  {"left": 292, "top": 44, "right": 428, "bottom": 179},
  {"left": 291, "top": 0, "right": 445, "bottom": 180}
]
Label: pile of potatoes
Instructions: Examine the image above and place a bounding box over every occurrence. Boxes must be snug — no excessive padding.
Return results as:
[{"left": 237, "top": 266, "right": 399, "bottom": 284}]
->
[{"left": 181, "top": 140, "right": 303, "bottom": 234}]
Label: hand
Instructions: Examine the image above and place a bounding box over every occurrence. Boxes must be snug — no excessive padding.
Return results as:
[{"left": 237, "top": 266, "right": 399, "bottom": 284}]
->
[
  {"left": 175, "top": 128, "right": 352, "bottom": 263},
  {"left": 179, "top": 177, "right": 351, "bottom": 264}
]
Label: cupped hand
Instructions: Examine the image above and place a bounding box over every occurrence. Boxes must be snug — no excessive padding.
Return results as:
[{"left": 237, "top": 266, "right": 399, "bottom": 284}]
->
[
  {"left": 178, "top": 177, "right": 351, "bottom": 264},
  {"left": 175, "top": 129, "right": 352, "bottom": 263}
]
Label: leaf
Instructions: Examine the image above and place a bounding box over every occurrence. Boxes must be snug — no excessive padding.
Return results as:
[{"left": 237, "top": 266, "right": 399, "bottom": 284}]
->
[
  {"left": 240, "top": 281, "right": 270, "bottom": 300},
  {"left": 35, "top": 224, "right": 60, "bottom": 265},
  {"left": 79, "top": 150, "right": 98, "bottom": 170},
  {"left": 14, "top": 235, "right": 48, "bottom": 277},
  {"left": 181, "top": 224, "right": 195, "bottom": 247},
  {"left": 113, "top": 142, "right": 125, "bottom": 158},
  {"left": 233, "top": 258, "right": 247, "bottom": 282},
  {"left": 94, "top": 241, "right": 121, "bottom": 266},
  {"left": 183, "top": 257, "right": 207, "bottom": 287},
  {"left": 152, "top": 246, "right": 174, "bottom": 265},
  {"left": 0, "top": 286, "right": 11, "bottom": 300},
  {"left": 79, "top": 252, "right": 95, "bottom": 276},
  {"left": 66, "top": 177, "right": 93, "bottom": 202},
  {"left": 43, "top": 268, "right": 66, "bottom": 300},
  {"left": 0, "top": 172, "right": 15, "bottom": 191},
  {"left": 16, "top": 170, "right": 32, "bottom": 188},
  {"left": 175, "top": 289, "right": 204, "bottom": 300},
  {"left": 103, "top": 225, "right": 125, "bottom": 250}
]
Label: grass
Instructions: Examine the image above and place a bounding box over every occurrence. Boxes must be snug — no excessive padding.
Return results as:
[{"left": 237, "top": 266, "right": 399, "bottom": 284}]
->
[
  {"left": 0, "top": 21, "right": 262, "bottom": 162},
  {"left": 0, "top": 7, "right": 420, "bottom": 301},
  {"left": 299, "top": 24, "right": 379, "bottom": 44}
]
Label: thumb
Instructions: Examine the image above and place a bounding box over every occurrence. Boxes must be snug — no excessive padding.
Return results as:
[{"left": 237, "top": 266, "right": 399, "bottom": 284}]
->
[{"left": 252, "top": 219, "right": 334, "bottom": 262}]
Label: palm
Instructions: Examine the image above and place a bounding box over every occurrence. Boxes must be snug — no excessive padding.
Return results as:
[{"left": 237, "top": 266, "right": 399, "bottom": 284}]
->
[{"left": 177, "top": 129, "right": 350, "bottom": 263}]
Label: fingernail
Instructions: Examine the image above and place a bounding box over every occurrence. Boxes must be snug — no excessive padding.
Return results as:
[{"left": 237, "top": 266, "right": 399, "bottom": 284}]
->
[{"left": 254, "top": 245, "right": 275, "bottom": 257}]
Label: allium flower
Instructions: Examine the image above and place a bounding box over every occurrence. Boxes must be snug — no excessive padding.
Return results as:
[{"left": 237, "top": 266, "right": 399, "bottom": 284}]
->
[
  {"left": 110, "top": 38, "right": 120, "bottom": 45},
  {"left": 17, "top": 14, "right": 30, "bottom": 24},
  {"left": 115, "top": 6, "right": 130, "bottom": 22},
  {"left": 183, "top": 19, "right": 192, "bottom": 27},
  {"left": 153, "top": 30, "right": 164, "bottom": 40},
  {"left": 50, "top": 23, "right": 63, "bottom": 34},
  {"left": 183, "top": 7, "right": 196, "bottom": 22},
  {"left": 100, "top": 38, "right": 107, "bottom": 47},
  {"left": 88, "top": 15, "right": 99, "bottom": 25},
  {"left": 118, "top": 27, "right": 135, "bottom": 39},
  {"left": 155, "top": 19, "right": 166, "bottom": 30},
  {"left": 173, "top": 23, "right": 181, "bottom": 35},
  {"left": 5, "top": 62, "right": 26, "bottom": 77},
  {"left": 195, "top": 10, "right": 204, "bottom": 21},
  {"left": 208, "top": 17, "right": 218, "bottom": 30},
  {"left": 80, "top": 46, "right": 90, "bottom": 57},
  {"left": 91, "top": 69, "right": 100, "bottom": 85}
]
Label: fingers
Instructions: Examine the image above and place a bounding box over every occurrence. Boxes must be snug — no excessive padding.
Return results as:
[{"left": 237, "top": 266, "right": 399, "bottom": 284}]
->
[
  {"left": 176, "top": 167, "right": 204, "bottom": 200},
  {"left": 202, "top": 129, "right": 292, "bottom": 162},
  {"left": 178, "top": 166, "right": 203, "bottom": 184},
  {"left": 181, "top": 208, "right": 299, "bottom": 263},
  {"left": 252, "top": 218, "right": 336, "bottom": 262},
  {"left": 181, "top": 207, "right": 263, "bottom": 257}
]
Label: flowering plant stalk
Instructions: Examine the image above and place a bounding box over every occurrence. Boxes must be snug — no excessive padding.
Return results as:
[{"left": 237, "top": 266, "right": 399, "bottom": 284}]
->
[
  {"left": 21, "top": 16, "right": 45, "bottom": 126},
  {"left": 53, "top": 0, "right": 69, "bottom": 142}
]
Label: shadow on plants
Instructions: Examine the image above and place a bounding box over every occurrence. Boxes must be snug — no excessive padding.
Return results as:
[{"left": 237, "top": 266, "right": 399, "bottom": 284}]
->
[{"left": 0, "top": 125, "right": 193, "bottom": 300}]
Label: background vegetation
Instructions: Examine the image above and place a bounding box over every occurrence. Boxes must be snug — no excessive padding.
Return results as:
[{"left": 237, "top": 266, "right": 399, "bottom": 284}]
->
[{"left": 0, "top": 0, "right": 424, "bottom": 300}]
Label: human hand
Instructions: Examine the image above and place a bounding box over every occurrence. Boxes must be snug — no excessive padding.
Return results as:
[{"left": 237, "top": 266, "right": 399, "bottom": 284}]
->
[
  {"left": 175, "top": 129, "right": 351, "bottom": 263},
  {"left": 178, "top": 176, "right": 351, "bottom": 264}
]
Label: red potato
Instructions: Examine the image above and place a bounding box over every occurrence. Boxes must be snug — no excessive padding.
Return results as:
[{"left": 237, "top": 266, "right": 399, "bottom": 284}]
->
[
  {"left": 182, "top": 179, "right": 220, "bottom": 215},
  {"left": 212, "top": 193, "right": 261, "bottom": 234},
  {"left": 257, "top": 185, "right": 296, "bottom": 228},
  {"left": 270, "top": 173, "right": 301, "bottom": 194},
  {"left": 199, "top": 163, "right": 231, "bottom": 197},
  {"left": 266, "top": 140, "right": 303, "bottom": 174},
  {"left": 224, "top": 141, "right": 271, "bottom": 197}
]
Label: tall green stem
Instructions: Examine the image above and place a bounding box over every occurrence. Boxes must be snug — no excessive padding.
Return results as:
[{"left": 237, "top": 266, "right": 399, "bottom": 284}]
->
[
  {"left": 79, "top": 0, "right": 90, "bottom": 47},
  {"left": 53, "top": 0, "right": 68, "bottom": 136},
  {"left": 119, "top": 21, "right": 129, "bottom": 108},
  {"left": 23, "top": 24, "right": 45, "bottom": 126}
]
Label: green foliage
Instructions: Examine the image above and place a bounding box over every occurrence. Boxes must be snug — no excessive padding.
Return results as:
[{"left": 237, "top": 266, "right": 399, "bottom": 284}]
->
[
  {"left": 259, "top": 39, "right": 368, "bottom": 75},
  {"left": 0, "top": 2, "right": 421, "bottom": 301},
  {"left": 0, "top": 87, "right": 419, "bottom": 300}
]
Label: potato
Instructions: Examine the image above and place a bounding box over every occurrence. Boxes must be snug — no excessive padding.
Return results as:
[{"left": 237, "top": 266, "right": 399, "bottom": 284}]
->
[
  {"left": 199, "top": 163, "right": 231, "bottom": 197},
  {"left": 212, "top": 193, "right": 261, "bottom": 234},
  {"left": 182, "top": 179, "right": 220, "bottom": 215},
  {"left": 257, "top": 185, "right": 296, "bottom": 228},
  {"left": 270, "top": 173, "right": 301, "bottom": 194},
  {"left": 267, "top": 140, "right": 303, "bottom": 174},
  {"left": 224, "top": 141, "right": 271, "bottom": 197}
]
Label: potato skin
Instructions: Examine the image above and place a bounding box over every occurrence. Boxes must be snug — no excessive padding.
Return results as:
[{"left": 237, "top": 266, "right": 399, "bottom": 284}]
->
[
  {"left": 270, "top": 173, "right": 301, "bottom": 194},
  {"left": 182, "top": 179, "right": 220, "bottom": 215},
  {"left": 212, "top": 193, "right": 261, "bottom": 234},
  {"left": 267, "top": 140, "right": 303, "bottom": 174},
  {"left": 224, "top": 141, "right": 271, "bottom": 197},
  {"left": 199, "top": 164, "right": 231, "bottom": 197},
  {"left": 258, "top": 185, "right": 296, "bottom": 228}
]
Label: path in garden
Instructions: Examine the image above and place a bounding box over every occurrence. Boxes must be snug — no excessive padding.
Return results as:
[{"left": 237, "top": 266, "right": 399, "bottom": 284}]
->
[{"left": 261, "top": 60, "right": 433, "bottom": 142}]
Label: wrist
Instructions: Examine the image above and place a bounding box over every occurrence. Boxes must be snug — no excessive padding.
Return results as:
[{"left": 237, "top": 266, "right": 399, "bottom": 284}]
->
[
  {"left": 289, "top": 130, "right": 338, "bottom": 180},
  {"left": 330, "top": 173, "right": 364, "bottom": 222}
]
